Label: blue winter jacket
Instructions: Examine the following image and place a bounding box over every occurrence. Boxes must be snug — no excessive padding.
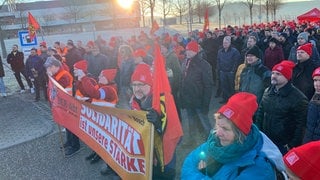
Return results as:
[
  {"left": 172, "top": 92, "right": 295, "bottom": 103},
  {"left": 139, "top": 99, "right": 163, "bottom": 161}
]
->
[{"left": 181, "top": 131, "right": 276, "bottom": 180}]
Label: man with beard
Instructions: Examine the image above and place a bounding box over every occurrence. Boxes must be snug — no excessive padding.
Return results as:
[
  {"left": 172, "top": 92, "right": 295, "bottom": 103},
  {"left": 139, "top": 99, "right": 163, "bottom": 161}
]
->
[
  {"left": 7, "top": 44, "right": 34, "bottom": 93},
  {"left": 256, "top": 61, "right": 308, "bottom": 155}
]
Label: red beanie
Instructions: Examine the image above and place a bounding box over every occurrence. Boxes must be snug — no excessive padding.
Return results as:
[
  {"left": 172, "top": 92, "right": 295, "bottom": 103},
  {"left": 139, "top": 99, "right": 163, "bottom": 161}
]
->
[
  {"left": 73, "top": 60, "right": 88, "bottom": 73},
  {"left": 218, "top": 92, "right": 258, "bottom": 135},
  {"left": 186, "top": 41, "right": 199, "bottom": 53},
  {"left": 297, "top": 43, "right": 313, "bottom": 56},
  {"left": 133, "top": 49, "right": 147, "bottom": 58},
  {"left": 101, "top": 69, "right": 117, "bottom": 82},
  {"left": 312, "top": 67, "right": 320, "bottom": 78},
  {"left": 283, "top": 141, "right": 320, "bottom": 180},
  {"left": 272, "top": 60, "right": 296, "bottom": 80},
  {"left": 40, "top": 41, "right": 47, "bottom": 47},
  {"left": 131, "top": 64, "right": 152, "bottom": 86},
  {"left": 86, "top": 41, "right": 95, "bottom": 48}
]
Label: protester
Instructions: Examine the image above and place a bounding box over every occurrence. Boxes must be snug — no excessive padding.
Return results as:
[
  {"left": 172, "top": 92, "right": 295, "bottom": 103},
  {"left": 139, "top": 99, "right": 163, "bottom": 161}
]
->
[
  {"left": 217, "top": 36, "right": 241, "bottom": 103},
  {"left": 180, "top": 40, "right": 213, "bottom": 143},
  {"left": 75, "top": 67, "right": 119, "bottom": 174},
  {"left": 54, "top": 41, "right": 68, "bottom": 57},
  {"left": 303, "top": 67, "right": 320, "bottom": 144},
  {"left": 44, "top": 56, "right": 73, "bottom": 95},
  {"left": 86, "top": 44, "right": 116, "bottom": 79},
  {"left": 256, "top": 60, "right": 308, "bottom": 154},
  {"left": 115, "top": 45, "right": 136, "bottom": 109},
  {"left": 130, "top": 63, "right": 177, "bottom": 179},
  {"left": 283, "top": 141, "right": 320, "bottom": 180},
  {"left": 6, "top": 44, "right": 34, "bottom": 93},
  {"left": 159, "top": 43, "right": 182, "bottom": 119},
  {"left": 25, "top": 48, "right": 47, "bottom": 102},
  {"left": 0, "top": 55, "right": 6, "bottom": 97},
  {"left": 278, "top": 32, "right": 293, "bottom": 59},
  {"left": 288, "top": 32, "right": 320, "bottom": 65},
  {"left": 181, "top": 92, "right": 285, "bottom": 179},
  {"left": 292, "top": 43, "right": 319, "bottom": 100},
  {"left": 239, "top": 46, "right": 271, "bottom": 104},
  {"left": 65, "top": 40, "right": 82, "bottom": 76},
  {"left": 263, "top": 37, "right": 284, "bottom": 70},
  {"left": 38, "top": 41, "right": 49, "bottom": 62}
]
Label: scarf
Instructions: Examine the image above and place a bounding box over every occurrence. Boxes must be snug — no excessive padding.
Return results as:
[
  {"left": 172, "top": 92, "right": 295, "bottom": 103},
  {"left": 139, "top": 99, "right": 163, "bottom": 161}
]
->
[{"left": 205, "top": 125, "right": 260, "bottom": 172}]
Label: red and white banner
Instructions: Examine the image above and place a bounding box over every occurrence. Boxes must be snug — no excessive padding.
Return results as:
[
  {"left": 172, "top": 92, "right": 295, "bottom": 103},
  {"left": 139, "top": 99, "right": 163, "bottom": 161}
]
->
[{"left": 48, "top": 77, "right": 153, "bottom": 180}]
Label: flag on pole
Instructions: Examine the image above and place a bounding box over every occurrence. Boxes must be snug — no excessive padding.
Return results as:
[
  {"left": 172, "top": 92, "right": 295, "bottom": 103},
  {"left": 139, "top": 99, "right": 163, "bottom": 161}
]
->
[
  {"left": 28, "top": 12, "right": 40, "bottom": 41},
  {"left": 203, "top": 8, "right": 209, "bottom": 33},
  {"left": 152, "top": 43, "right": 183, "bottom": 170},
  {"left": 150, "top": 20, "right": 160, "bottom": 35}
]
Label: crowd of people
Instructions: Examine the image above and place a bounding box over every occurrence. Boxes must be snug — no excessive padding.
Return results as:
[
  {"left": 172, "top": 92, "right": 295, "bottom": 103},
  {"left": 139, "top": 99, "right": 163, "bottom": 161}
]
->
[{"left": 1, "top": 19, "right": 320, "bottom": 179}]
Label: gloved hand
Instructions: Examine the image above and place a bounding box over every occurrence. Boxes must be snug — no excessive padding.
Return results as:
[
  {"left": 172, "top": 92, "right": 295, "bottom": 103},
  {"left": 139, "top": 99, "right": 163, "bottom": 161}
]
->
[{"left": 146, "top": 108, "right": 162, "bottom": 134}]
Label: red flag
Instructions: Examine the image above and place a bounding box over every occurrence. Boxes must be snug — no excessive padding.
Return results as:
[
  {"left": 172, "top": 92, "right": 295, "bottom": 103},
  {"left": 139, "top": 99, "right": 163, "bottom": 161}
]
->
[
  {"left": 152, "top": 43, "right": 183, "bottom": 169},
  {"left": 28, "top": 12, "right": 40, "bottom": 41},
  {"left": 203, "top": 8, "right": 209, "bottom": 33},
  {"left": 150, "top": 20, "right": 160, "bottom": 35}
]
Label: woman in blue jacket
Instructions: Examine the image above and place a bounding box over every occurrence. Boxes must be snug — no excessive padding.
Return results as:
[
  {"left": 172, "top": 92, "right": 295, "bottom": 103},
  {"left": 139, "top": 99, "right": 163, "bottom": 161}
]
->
[{"left": 181, "top": 92, "right": 284, "bottom": 180}]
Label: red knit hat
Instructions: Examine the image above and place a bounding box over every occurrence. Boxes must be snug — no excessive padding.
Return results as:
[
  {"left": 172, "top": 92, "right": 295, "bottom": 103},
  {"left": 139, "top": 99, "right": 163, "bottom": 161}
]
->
[
  {"left": 297, "top": 43, "right": 313, "bottom": 56},
  {"left": 40, "top": 41, "right": 47, "bottom": 47},
  {"left": 131, "top": 64, "right": 152, "bottom": 86},
  {"left": 133, "top": 49, "right": 147, "bottom": 58},
  {"left": 101, "top": 69, "right": 117, "bottom": 82},
  {"left": 186, "top": 41, "right": 199, "bottom": 53},
  {"left": 272, "top": 60, "right": 296, "bottom": 80},
  {"left": 283, "top": 141, "right": 320, "bottom": 180},
  {"left": 73, "top": 60, "right": 88, "bottom": 73},
  {"left": 312, "top": 67, "right": 320, "bottom": 78},
  {"left": 86, "top": 41, "right": 95, "bottom": 48},
  {"left": 218, "top": 92, "right": 258, "bottom": 135}
]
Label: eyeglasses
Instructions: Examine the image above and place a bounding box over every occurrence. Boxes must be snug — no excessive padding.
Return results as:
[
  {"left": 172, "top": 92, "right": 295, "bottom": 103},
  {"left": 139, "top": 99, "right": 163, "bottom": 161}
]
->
[{"left": 131, "top": 83, "right": 146, "bottom": 88}]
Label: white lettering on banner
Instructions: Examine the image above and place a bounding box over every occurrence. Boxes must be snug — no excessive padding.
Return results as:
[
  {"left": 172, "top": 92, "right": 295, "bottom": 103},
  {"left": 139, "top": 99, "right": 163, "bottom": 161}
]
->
[
  {"left": 79, "top": 115, "right": 146, "bottom": 174},
  {"left": 80, "top": 105, "right": 143, "bottom": 155}
]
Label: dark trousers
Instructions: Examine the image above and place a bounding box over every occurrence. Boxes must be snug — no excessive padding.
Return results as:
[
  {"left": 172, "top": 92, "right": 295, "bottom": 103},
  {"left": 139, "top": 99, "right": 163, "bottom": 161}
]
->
[
  {"left": 14, "top": 69, "right": 33, "bottom": 90},
  {"left": 34, "top": 76, "right": 48, "bottom": 100},
  {"left": 186, "top": 108, "right": 212, "bottom": 136},
  {"left": 66, "top": 129, "right": 80, "bottom": 149},
  {"left": 219, "top": 71, "right": 235, "bottom": 101}
]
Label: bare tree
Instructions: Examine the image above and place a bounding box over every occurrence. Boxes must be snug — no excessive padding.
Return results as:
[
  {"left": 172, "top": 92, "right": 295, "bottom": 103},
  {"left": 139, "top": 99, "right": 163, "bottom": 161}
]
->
[
  {"left": 149, "top": 0, "right": 156, "bottom": 26},
  {"left": 61, "top": 0, "right": 86, "bottom": 24},
  {"left": 214, "top": 0, "right": 227, "bottom": 29},
  {"left": 269, "top": 0, "right": 282, "bottom": 21},
  {"left": 262, "top": 0, "right": 271, "bottom": 22},
  {"left": 242, "top": 0, "right": 258, "bottom": 25},
  {"left": 194, "top": 0, "right": 212, "bottom": 23},
  {"left": 138, "top": 0, "right": 150, "bottom": 27},
  {"left": 40, "top": 13, "right": 56, "bottom": 35},
  {"left": 157, "top": 0, "right": 172, "bottom": 26},
  {"left": 171, "top": 0, "right": 188, "bottom": 24}
]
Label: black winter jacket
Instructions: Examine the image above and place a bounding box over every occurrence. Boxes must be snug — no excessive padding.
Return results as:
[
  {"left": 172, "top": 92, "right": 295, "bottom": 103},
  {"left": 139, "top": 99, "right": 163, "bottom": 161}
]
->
[
  {"left": 180, "top": 54, "right": 213, "bottom": 113},
  {"left": 256, "top": 83, "right": 308, "bottom": 148},
  {"left": 292, "top": 59, "right": 319, "bottom": 100}
]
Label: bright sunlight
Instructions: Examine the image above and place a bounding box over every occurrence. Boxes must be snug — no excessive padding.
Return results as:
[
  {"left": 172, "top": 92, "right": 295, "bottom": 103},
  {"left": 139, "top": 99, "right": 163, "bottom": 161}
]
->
[{"left": 117, "top": 0, "right": 133, "bottom": 9}]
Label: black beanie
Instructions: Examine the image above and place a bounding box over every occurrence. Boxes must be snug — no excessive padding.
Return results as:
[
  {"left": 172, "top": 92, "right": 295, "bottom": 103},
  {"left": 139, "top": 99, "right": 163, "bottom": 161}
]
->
[
  {"left": 246, "top": 46, "right": 260, "bottom": 58},
  {"left": 269, "top": 37, "right": 279, "bottom": 45}
]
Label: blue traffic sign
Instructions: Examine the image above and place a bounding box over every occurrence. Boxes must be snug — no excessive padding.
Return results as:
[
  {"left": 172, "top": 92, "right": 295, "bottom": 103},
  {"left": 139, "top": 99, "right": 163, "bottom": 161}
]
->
[{"left": 18, "top": 30, "right": 37, "bottom": 46}]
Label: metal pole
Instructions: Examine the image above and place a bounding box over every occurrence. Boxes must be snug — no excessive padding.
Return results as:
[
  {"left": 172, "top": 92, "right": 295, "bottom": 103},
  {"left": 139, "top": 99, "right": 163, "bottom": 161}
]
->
[{"left": 188, "top": 0, "right": 192, "bottom": 33}]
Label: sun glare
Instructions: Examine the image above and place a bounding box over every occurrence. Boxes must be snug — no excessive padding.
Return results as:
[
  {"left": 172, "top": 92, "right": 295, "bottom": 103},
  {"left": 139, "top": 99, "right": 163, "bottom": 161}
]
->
[{"left": 117, "top": 0, "right": 133, "bottom": 9}]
